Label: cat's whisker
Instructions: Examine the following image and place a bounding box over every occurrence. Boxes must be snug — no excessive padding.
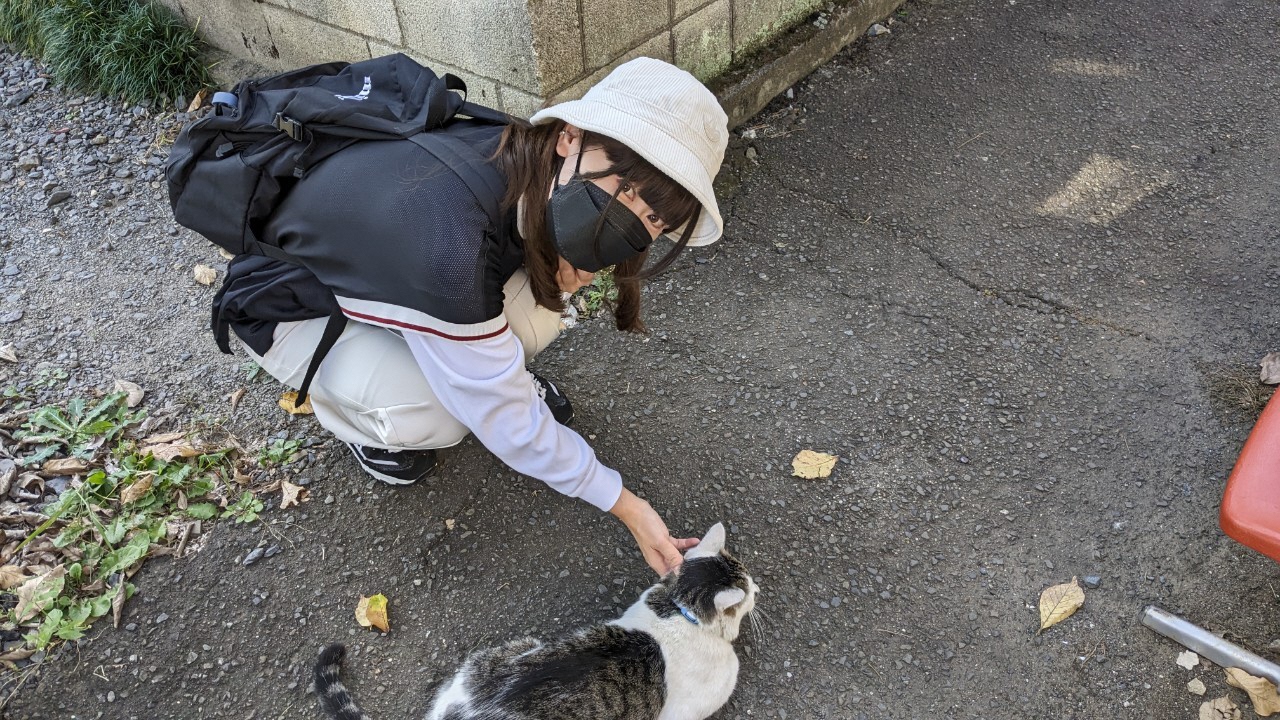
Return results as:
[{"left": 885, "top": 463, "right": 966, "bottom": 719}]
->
[
  {"left": 748, "top": 612, "right": 765, "bottom": 645},
  {"left": 749, "top": 605, "right": 777, "bottom": 628}
]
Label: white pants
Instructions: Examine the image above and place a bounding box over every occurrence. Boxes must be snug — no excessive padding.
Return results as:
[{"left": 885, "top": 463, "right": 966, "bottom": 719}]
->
[{"left": 242, "top": 268, "right": 563, "bottom": 450}]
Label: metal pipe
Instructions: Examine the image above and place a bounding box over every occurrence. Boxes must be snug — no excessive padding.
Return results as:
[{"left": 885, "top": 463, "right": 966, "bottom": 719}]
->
[{"left": 1142, "top": 606, "right": 1280, "bottom": 686}]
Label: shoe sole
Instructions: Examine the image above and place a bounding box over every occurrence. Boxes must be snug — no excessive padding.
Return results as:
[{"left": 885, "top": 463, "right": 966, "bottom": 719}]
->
[{"left": 346, "top": 444, "right": 431, "bottom": 486}]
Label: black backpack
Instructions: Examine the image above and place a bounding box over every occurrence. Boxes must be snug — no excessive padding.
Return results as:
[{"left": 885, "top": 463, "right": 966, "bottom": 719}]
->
[
  {"left": 166, "top": 52, "right": 510, "bottom": 262},
  {"left": 165, "top": 53, "right": 512, "bottom": 403}
]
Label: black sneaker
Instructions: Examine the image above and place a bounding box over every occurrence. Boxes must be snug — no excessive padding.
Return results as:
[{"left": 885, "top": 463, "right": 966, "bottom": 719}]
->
[
  {"left": 346, "top": 443, "right": 437, "bottom": 486},
  {"left": 531, "top": 373, "right": 574, "bottom": 425}
]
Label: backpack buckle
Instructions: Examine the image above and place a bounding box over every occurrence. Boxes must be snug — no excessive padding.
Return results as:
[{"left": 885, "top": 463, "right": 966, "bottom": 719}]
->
[{"left": 273, "top": 113, "right": 304, "bottom": 140}]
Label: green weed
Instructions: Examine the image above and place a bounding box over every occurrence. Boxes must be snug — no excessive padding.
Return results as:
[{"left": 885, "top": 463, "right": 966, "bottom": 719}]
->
[
  {"left": 243, "top": 361, "right": 265, "bottom": 383},
  {"left": 0, "top": 391, "right": 275, "bottom": 656},
  {"left": 575, "top": 269, "right": 618, "bottom": 318},
  {"left": 221, "top": 491, "right": 264, "bottom": 524},
  {"left": 258, "top": 438, "right": 303, "bottom": 468},
  {"left": 14, "top": 391, "right": 143, "bottom": 466}
]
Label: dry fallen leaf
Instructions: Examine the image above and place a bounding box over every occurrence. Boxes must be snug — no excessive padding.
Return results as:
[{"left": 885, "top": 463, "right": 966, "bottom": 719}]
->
[
  {"left": 1188, "top": 678, "right": 1207, "bottom": 696},
  {"left": 120, "top": 476, "right": 154, "bottom": 505},
  {"left": 0, "top": 565, "right": 26, "bottom": 590},
  {"left": 193, "top": 264, "right": 217, "bottom": 285},
  {"left": 1226, "top": 668, "right": 1280, "bottom": 716},
  {"left": 13, "top": 565, "right": 65, "bottom": 623},
  {"left": 217, "top": 247, "right": 235, "bottom": 261},
  {"left": 0, "top": 344, "right": 15, "bottom": 363},
  {"left": 279, "top": 391, "right": 313, "bottom": 415},
  {"left": 142, "top": 431, "right": 186, "bottom": 445},
  {"left": 791, "top": 449, "right": 838, "bottom": 479},
  {"left": 142, "top": 442, "right": 202, "bottom": 462},
  {"left": 1178, "top": 651, "right": 1202, "bottom": 670},
  {"left": 186, "top": 88, "right": 210, "bottom": 113},
  {"left": 0, "top": 647, "right": 35, "bottom": 663},
  {"left": 1200, "top": 695, "right": 1241, "bottom": 720},
  {"left": 114, "top": 379, "right": 145, "bottom": 408},
  {"left": 41, "top": 458, "right": 89, "bottom": 475},
  {"left": 1038, "top": 577, "right": 1085, "bottom": 632},
  {"left": 1262, "top": 352, "right": 1280, "bottom": 385},
  {"left": 112, "top": 580, "right": 128, "bottom": 628},
  {"left": 280, "top": 481, "right": 307, "bottom": 510},
  {"left": 355, "top": 594, "right": 390, "bottom": 633},
  {"left": 229, "top": 387, "right": 247, "bottom": 413}
]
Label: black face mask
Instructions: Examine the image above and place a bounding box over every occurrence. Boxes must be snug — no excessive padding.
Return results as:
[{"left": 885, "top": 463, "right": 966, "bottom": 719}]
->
[{"left": 546, "top": 151, "right": 653, "bottom": 273}]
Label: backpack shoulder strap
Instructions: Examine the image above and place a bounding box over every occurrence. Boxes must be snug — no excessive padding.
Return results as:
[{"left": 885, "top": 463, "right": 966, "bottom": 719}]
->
[
  {"left": 406, "top": 132, "right": 506, "bottom": 227},
  {"left": 458, "top": 101, "right": 512, "bottom": 126}
]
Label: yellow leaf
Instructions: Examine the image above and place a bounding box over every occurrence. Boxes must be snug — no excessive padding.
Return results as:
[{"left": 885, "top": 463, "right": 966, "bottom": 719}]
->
[
  {"left": 280, "top": 481, "right": 307, "bottom": 510},
  {"left": 791, "top": 449, "right": 838, "bottom": 479},
  {"left": 0, "top": 565, "right": 26, "bottom": 590},
  {"left": 355, "top": 594, "right": 390, "bottom": 633},
  {"left": 113, "top": 379, "right": 145, "bottom": 408},
  {"left": 1200, "top": 696, "right": 1241, "bottom": 720},
  {"left": 41, "top": 458, "right": 89, "bottom": 475},
  {"left": 120, "top": 476, "right": 154, "bottom": 505},
  {"left": 1038, "top": 577, "right": 1085, "bottom": 632},
  {"left": 193, "top": 264, "right": 217, "bottom": 285},
  {"left": 279, "top": 391, "right": 313, "bottom": 415},
  {"left": 1226, "top": 668, "right": 1280, "bottom": 716}
]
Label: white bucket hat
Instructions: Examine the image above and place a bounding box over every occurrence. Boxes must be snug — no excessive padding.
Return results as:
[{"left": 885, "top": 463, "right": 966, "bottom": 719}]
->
[{"left": 530, "top": 57, "right": 729, "bottom": 246}]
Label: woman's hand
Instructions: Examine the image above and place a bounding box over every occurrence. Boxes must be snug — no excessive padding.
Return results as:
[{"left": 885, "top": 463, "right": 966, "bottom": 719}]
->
[
  {"left": 609, "top": 488, "right": 699, "bottom": 576},
  {"left": 556, "top": 257, "right": 595, "bottom": 295}
]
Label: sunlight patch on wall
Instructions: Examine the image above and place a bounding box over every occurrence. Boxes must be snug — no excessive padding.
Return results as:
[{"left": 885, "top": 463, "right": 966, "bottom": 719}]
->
[
  {"left": 1038, "top": 154, "right": 1173, "bottom": 225},
  {"left": 1049, "top": 59, "right": 1137, "bottom": 79}
]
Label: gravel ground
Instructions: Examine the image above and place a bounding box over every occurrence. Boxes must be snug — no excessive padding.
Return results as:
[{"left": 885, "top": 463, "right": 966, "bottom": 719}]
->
[{"left": 2, "top": 0, "right": 1279, "bottom": 717}]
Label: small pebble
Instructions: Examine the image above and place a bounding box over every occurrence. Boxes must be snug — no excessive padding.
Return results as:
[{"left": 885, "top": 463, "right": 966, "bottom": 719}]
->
[
  {"left": 155, "top": 613, "right": 169, "bottom": 624},
  {"left": 242, "top": 547, "right": 265, "bottom": 566},
  {"left": 1082, "top": 575, "right": 1101, "bottom": 589}
]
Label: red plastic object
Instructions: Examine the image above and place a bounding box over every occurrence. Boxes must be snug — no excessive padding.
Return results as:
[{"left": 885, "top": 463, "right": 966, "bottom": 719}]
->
[{"left": 1221, "top": 389, "right": 1280, "bottom": 563}]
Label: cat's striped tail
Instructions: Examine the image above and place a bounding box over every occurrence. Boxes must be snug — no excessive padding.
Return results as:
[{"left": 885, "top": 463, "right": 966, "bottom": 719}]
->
[{"left": 314, "top": 644, "right": 373, "bottom": 720}]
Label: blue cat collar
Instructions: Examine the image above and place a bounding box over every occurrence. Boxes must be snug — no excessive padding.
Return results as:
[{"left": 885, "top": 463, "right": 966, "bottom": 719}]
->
[{"left": 675, "top": 603, "right": 699, "bottom": 625}]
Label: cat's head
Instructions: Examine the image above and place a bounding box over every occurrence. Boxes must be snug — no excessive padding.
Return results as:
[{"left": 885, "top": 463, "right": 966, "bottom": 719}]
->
[{"left": 647, "top": 523, "right": 758, "bottom": 641}]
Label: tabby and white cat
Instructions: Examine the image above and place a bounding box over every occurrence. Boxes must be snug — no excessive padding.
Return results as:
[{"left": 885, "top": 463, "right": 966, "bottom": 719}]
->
[{"left": 314, "top": 522, "right": 757, "bottom": 720}]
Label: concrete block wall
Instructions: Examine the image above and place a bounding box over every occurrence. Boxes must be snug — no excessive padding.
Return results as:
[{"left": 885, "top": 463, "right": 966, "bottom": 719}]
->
[{"left": 159, "top": 0, "right": 856, "bottom": 119}]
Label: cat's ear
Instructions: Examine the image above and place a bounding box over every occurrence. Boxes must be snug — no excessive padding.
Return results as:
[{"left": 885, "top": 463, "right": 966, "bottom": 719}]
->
[
  {"left": 685, "top": 522, "right": 726, "bottom": 560},
  {"left": 714, "top": 587, "right": 746, "bottom": 612}
]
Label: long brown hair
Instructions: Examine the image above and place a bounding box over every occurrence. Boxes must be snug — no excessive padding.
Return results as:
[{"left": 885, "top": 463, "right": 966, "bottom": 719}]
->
[{"left": 492, "top": 119, "right": 702, "bottom": 333}]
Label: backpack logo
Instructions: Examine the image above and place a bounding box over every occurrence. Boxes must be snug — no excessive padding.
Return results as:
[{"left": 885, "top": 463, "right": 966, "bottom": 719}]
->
[{"left": 334, "top": 76, "right": 372, "bottom": 102}]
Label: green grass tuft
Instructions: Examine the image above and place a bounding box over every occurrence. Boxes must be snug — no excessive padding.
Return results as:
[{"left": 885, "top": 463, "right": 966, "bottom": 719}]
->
[
  {"left": 0, "top": 0, "right": 48, "bottom": 56},
  {"left": 39, "top": 0, "right": 127, "bottom": 93},
  {"left": 1, "top": 0, "right": 211, "bottom": 105},
  {"left": 99, "top": 0, "right": 211, "bottom": 104}
]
